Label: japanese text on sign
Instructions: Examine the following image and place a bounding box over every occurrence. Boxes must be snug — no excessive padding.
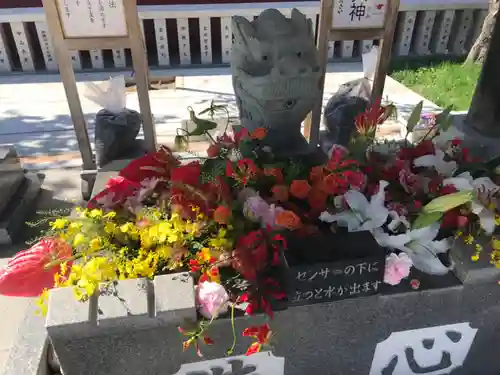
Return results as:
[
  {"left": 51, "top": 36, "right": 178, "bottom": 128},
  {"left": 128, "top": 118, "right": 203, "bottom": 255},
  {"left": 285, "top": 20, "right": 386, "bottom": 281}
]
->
[
  {"left": 56, "top": 0, "right": 127, "bottom": 38},
  {"left": 332, "top": 0, "right": 387, "bottom": 29},
  {"left": 289, "top": 259, "right": 383, "bottom": 305}
]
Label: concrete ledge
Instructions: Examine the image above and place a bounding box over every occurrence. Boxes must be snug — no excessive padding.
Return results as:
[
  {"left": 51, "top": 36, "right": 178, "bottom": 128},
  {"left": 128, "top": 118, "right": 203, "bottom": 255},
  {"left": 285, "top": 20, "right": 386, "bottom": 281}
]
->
[{"left": 1, "top": 301, "right": 48, "bottom": 375}]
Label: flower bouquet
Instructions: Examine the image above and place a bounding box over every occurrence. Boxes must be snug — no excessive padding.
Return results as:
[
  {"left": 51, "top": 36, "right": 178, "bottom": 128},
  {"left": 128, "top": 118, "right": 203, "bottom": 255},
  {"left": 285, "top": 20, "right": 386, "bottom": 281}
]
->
[{"left": 1, "top": 100, "right": 500, "bottom": 357}]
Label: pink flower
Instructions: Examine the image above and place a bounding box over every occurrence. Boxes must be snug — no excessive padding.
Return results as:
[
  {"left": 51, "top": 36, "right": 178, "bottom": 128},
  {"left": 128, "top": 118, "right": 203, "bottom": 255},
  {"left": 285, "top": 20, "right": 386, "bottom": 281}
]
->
[
  {"left": 243, "top": 196, "right": 270, "bottom": 222},
  {"left": 195, "top": 281, "right": 229, "bottom": 319},
  {"left": 384, "top": 252, "right": 413, "bottom": 286}
]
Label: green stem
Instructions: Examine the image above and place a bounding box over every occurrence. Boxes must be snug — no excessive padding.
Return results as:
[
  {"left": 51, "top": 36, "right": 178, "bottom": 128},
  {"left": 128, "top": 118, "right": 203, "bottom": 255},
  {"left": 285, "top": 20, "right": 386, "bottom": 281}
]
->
[
  {"left": 44, "top": 253, "right": 82, "bottom": 270},
  {"left": 227, "top": 302, "right": 237, "bottom": 355}
]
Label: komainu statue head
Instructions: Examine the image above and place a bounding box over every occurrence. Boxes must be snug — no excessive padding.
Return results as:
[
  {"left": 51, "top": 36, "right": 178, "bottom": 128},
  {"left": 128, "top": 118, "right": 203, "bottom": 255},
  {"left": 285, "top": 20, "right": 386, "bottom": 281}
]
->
[{"left": 231, "top": 8, "right": 321, "bottom": 153}]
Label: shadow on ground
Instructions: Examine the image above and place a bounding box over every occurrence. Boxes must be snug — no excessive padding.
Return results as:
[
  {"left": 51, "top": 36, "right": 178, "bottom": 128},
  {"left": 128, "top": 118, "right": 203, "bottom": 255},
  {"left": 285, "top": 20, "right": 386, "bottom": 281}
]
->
[{"left": 0, "top": 171, "right": 81, "bottom": 258}]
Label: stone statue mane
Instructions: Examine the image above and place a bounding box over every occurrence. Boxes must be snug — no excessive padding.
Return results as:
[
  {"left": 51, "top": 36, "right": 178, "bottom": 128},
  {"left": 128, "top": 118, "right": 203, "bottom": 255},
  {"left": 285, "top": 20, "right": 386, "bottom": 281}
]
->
[{"left": 231, "top": 8, "right": 322, "bottom": 155}]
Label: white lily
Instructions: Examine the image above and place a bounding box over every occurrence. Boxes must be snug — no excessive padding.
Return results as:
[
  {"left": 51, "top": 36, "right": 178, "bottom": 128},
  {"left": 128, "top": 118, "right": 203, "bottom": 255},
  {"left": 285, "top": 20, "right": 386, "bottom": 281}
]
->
[
  {"left": 413, "top": 148, "right": 457, "bottom": 177},
  {"left": 373, "top": 224, "right": 452, "bottom": 275},
  {"left": 387, "top": 210, "right": 410, "bottom": 232},
  {"left": 443, "top": 172, "right": 500, "bottom": 234},
  {"left": 319, "top": 181, "right": 389, "bottom": 232}
]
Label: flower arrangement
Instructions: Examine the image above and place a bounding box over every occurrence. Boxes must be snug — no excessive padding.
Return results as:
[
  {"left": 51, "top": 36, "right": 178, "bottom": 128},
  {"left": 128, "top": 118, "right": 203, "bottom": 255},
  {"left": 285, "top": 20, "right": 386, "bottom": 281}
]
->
[{"left": 1, "top": 99, "right": 500, "bottom": 357}]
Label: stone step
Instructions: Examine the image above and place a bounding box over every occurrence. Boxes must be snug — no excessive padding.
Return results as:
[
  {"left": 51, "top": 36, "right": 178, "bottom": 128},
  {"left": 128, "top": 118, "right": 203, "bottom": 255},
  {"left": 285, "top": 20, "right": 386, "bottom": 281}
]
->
[
  {"left": 0, "top": 172, "right": 26, "bottom": 216},
  {"left": 0, "top": 173, "right": 41, "bottom": 246}
]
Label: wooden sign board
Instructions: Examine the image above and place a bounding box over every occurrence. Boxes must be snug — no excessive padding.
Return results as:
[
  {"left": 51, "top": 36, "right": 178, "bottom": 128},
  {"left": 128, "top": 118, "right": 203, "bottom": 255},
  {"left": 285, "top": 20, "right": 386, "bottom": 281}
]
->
[
  {"left": 303, "top": 0, "right": 399, "bottom": 146},
  {"left": 332, "top": 0, "right": 388, "bottom": 29},
  {"left": 57, "top": 0, "right": 128, "bottom": 38},
  {"left": 42, "top": 0, "right": 156, "bottom": 175}
]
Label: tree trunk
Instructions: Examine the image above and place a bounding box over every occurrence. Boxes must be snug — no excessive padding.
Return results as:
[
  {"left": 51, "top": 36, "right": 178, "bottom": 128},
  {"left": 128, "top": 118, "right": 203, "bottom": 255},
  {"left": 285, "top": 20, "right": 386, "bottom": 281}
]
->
[{"left": 466, "top": 0, "right": 500, "bottom": 64}]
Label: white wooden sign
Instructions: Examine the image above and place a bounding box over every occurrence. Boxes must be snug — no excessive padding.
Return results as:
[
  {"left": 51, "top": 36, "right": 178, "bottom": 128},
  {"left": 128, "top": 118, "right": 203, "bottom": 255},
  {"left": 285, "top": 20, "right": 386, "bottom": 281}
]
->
[
  {"left": 369, "top": 322, "right": 477, "bottom": 375},
  {"left": 174, "top": 352, "right": 285, "bottom": 375},
  {"left": 332, "top": 0, "right": 387, "bottom": 29},
  {"left": 56, "top": 0, "right": 128, "bottom": 38}
]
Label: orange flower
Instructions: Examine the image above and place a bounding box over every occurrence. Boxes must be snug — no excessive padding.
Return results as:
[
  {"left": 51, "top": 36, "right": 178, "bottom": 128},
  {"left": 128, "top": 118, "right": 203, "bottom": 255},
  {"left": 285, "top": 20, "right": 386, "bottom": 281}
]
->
[
  {"left": 243, "top": 324, "right": 273, "bottom": 356},
  {"left": 275, "top": 210, "right": 302, "bottom": 230},
  {"left": 308, "top": 187, "right": 328, "bottom": 211},
  {"left": 309, "top": 166, "right": 324, "bottom": 184},
  {"left": 271, "top": 185, "right": 289, "bottom": 202},
  {"left": 263, "top": 168, "right": 284, "bottom": 184},
  {"left": 290, "top": 180, "right": 311, "bottom": 199},
  {"left": 214, "top": 205, "right": 231, "bottom": 224},
  {"left": 320, "top": 173, "right": 342, "bottom": 195},
  {"left": 249, "top": 127, "right": 267, "bottom": 140}
]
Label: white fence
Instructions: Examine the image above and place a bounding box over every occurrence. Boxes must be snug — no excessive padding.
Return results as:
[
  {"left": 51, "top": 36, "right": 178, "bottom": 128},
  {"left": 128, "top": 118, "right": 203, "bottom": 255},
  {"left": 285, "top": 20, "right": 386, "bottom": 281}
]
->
[{"left": 0, "top": 1, "right": 488, "bottom": 74}]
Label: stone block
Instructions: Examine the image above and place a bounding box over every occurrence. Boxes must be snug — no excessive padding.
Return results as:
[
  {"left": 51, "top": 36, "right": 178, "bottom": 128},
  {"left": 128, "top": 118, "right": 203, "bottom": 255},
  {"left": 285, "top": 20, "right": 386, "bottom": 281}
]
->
[
  {"left": 97, "top": 279, "right": 151, "bottom": 331},
  {"left": 0, "top": 172, "right": 25, "bottom": 216},
  {"left": 0, "top": 173, "right": 41, "bottom": 245},
  {"left": 46, "top": 272, "right": 198, "bottom": 375},
  {"left": 451, "top": 238, "right": 500, "bottom": 285},
  {"left": 0, "top": 146, "right": 22, "bottom": 173},
  {"left": 2, "top": 301, "right": 49, "bottom": 375},
  {"left": 154, "top": 273, "right": 197, "bottom": 324},
  {"left": 45, "top": 286, "right": 95, "bottom": 340}
]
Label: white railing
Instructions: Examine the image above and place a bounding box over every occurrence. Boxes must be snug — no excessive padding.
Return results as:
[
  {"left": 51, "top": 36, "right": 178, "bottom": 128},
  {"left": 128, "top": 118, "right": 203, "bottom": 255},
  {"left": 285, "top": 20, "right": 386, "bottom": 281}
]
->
[{"left": 0, "top": 1, "right": 488, "bottom": 74}]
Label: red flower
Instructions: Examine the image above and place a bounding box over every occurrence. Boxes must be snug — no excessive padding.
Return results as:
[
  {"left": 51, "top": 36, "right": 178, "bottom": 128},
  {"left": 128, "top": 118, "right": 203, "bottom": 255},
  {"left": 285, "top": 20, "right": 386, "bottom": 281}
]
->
[
  {"left": 171, "top": 161, "right": 201, "bottom": 187},
  {"left": 309, "top": 166, "right": 324, "bottom": 184},
  {"left": 206, "top": 143, "right": 220, "bottom": 158},
  {"left": 119, "top": 146, "right": 179, "bottom": 183},
  {"left": 87, "top": 176, "right": 140, "bottom": 209},
  {"left": 232, "top": 230, "right": 268, "bottom": 281},
  {"left": 290, "top": 180, "right": 311, "bottom": 199},
  {"left": 308, "top": 187, "right": 328, "bottom": 212},
  {"left": 263, "top": 168, "right": 284, "bottom": 184},
  {"left": 271, "top": 185, "right": 289, "bottom": 202},
  {"left": 234, "top": 128, "right": 249, "bottom": 144},
  {"left": 240, "top": 278, "right": 285, "bottom": 319},
  {"left": 243, "top": 324, "right": 273, "bottom": 356},
  {"left": 440, "top": 184, "right": 458, "bottom": 195},
  {"left": 0, "top": 238, "right": 72, "bottom": 297},
  {"left": 226, "top": 159, "right": 258, "bottom": 186},
  {"left": 214, "top": 205, "right": 231, "bottom": 224}
]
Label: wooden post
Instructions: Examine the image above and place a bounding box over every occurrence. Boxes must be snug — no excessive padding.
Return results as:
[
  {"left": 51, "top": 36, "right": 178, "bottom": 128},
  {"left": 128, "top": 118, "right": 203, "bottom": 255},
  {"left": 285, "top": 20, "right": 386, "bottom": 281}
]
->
[
  {"left": 124, "top": 0, "right": 156, "bottom": 151},
  {"left": 41, "top": 0, "right": 156, "bottom": 170},
  {"left": 304, "top": 0, "right": 334, "bottom": 146},
  {"left": 41, "top": 0, "right": 94, "bottom": 171},
  {"left": 303, "top": 0, "right": 400, "bottom": 144},
  {"left": 370, "top": 0, "right": 400, "bottom": 104}
]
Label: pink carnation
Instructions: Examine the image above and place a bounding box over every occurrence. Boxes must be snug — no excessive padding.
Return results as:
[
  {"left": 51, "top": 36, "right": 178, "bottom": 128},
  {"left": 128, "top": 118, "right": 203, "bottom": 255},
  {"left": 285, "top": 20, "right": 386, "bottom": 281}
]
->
[
  {"left": 384, "top": 252, "right": 413, "bottom": 286},
  {"left": 195, "top": 281, "right": 229, "bottom": 319}
]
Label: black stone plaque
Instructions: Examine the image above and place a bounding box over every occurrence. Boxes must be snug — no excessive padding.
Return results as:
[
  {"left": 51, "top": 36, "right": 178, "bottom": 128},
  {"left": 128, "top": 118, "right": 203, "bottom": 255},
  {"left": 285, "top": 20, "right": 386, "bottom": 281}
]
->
[{"left": 283, "top": 230, "right": 385, "bottom": 306}]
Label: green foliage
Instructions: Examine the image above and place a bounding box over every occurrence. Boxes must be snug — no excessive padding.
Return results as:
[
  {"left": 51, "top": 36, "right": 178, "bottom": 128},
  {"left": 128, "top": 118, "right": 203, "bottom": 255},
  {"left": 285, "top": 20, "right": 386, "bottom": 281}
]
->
[
  {"left": 423, "top": 191, "right": 473, "bottom": 213},
  {"left": 412, "top": 212, "right": 443, "bottom": 229},
  {"left": 406, "top": 100, "right": 423, "bottom": 133}
]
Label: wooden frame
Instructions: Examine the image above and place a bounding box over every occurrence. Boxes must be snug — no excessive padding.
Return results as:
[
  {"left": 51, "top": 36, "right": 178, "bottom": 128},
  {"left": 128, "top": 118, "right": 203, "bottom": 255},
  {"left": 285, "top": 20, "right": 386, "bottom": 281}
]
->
[
  {"left": 303, "top": 0, "right": 400, "bottom": 146},
  {"left": 41, "top": 0, "right": 156, "bottom": 172}
]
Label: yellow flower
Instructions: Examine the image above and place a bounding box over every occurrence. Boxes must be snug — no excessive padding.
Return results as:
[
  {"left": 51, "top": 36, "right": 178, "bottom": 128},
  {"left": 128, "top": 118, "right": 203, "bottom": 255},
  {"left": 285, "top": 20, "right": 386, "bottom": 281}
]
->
[
  {"left": 471, "top": 255, "right": 479, "bottom": 262},
  {"left": 89, "top": 237, "right": 102, "bottom": 252},
  {"left": 104, "top": 222, "right": 117, "bottom": 235},
  {"left": 104, "top": 211, "right": 117, "bottom": 219},
  {"left": 35, "top": 289, "right": 49, "bottom": 316},
  {"left": 51, "top": 218, "right": 68, "bottom": 230},
  {"left": 73, "top": 233, "right": 86, "bottom": 247},
  {"left": 463, "top": 234, "right": 474, "bottom": 245},
  {"left": 492, "top": 237, "right": 500, "bottom": 251},
  {"left": 88, "top": 209, "right": 103, "bottom": 219}
]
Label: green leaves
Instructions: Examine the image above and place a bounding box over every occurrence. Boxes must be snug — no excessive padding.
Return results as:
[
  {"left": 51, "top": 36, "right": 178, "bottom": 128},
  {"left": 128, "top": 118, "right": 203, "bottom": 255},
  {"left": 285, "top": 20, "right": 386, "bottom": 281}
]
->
[
  {"left": 406, "top": 100, "right": 423, "bottom": 133},
  {"left": 187, "top": 106, "right": 218, "bottom": 136},
  {"left": 413, "top": 212, "right": 443, "bottom": 229},
  {"left": 435, "top": 105, "right": 453, "bottom": 132},
  {"left": 423, "top": 191, "right": 473, "bottom": 214}
]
